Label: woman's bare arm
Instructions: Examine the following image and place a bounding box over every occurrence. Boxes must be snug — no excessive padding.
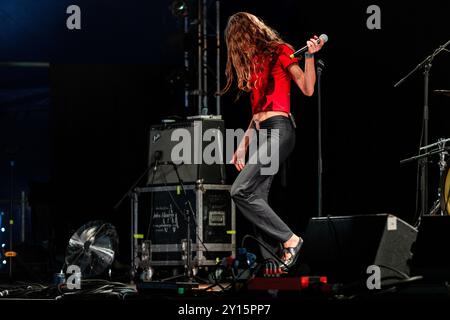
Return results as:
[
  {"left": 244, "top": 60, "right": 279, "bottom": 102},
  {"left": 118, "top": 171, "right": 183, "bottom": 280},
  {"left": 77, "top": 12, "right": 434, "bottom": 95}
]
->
[{"left": 288, "top": 35, "right": 324, "bottom": 97}]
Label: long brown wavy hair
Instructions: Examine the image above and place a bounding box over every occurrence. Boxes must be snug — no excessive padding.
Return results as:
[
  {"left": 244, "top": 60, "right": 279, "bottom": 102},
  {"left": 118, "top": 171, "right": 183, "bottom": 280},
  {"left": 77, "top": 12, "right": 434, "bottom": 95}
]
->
[{"left": 222, "top": 12, "right": 289, "bottom": 95}]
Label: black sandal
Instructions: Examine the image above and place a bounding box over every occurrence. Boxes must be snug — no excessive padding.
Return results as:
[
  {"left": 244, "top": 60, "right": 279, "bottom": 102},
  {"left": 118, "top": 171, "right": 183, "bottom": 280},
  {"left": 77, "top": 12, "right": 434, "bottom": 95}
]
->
[{"left": 281, "top": 239, "right": 303, "bottom": 270}]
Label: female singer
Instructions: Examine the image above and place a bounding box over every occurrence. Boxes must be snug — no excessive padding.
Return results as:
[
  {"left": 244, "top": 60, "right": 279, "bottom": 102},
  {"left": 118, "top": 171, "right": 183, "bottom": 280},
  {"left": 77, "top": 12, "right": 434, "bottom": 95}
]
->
[{"left": 222, "top": 12, "right": 324, "bottom": 269}]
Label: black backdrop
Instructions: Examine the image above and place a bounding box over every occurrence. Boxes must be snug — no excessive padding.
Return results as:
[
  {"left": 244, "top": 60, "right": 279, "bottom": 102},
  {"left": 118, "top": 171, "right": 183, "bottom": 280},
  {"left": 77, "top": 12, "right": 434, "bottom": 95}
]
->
[{"left": 1, "top": 0, "right": 449, "bottom": 266}]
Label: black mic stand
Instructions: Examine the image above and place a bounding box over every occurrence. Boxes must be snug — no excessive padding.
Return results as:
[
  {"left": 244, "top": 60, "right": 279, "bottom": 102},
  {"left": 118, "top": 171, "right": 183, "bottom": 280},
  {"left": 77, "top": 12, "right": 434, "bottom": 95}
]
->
[
  {"left": 114, "top": 152, "right": 161, "bottom": 278},
  {"left": 114, "top": 163, "right": 155, "bottom": 211},
  {"left": 394, "top": 39, "right": 450, "bottom": 226},
  {"left": 160, "top": 162, "right": 202, "bottom": 286},
  {"left": 317, "top": 59, "right": 325, "bottom": 218},
  {"left": 114, "top": 151, "right": 163, "bottom": 211}
]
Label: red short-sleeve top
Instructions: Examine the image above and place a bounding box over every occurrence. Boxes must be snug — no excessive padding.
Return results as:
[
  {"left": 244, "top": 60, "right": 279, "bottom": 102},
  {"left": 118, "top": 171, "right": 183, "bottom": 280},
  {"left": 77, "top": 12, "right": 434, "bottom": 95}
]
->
[{"left": 250, "top": 44, "right": 298, "bottom": 115}]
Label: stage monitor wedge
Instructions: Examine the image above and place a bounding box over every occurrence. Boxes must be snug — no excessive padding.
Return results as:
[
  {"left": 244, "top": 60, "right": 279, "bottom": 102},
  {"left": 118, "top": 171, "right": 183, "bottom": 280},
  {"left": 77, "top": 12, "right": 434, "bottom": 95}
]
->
[{"left": 301, "top": 214, "right": 417, "bottom": 284}]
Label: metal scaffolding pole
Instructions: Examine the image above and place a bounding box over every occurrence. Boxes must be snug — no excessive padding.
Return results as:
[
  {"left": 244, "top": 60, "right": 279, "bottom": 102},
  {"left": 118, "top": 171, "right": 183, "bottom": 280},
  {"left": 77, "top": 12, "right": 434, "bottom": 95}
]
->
[
  {"left": 184, "top": 15, "right": 190, "bottom": 110},
  {"left": 201, "top": 0, "right": 208, "bottom": 115},
  {"left": 194, "top": 0, "right": 221, "bottom": 116},
  {"left": 215, "top": 0, "right": 221, "bottom": 115},
  {"left": 197, "top": 1, "right": 203, "bottom": 115}
]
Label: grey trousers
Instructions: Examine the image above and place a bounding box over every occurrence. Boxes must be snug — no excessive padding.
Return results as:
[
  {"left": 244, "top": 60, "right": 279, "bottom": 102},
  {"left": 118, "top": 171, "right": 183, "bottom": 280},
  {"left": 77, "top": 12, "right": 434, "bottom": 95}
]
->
[{"left": 230, "top": 115, "right": 296, "bottom": 260}]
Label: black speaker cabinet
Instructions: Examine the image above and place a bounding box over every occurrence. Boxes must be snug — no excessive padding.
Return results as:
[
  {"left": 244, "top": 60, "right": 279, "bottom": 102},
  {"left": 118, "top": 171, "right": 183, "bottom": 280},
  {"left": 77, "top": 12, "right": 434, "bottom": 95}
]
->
[
  {"left": 410, "top": 216, "right": 450, "bottom": 279},
  {"left": 301, "top": 214, "right": 417, "bottom": 283},
  {"left": 147, "top": 117, "right": 225, "bottom": 185}
]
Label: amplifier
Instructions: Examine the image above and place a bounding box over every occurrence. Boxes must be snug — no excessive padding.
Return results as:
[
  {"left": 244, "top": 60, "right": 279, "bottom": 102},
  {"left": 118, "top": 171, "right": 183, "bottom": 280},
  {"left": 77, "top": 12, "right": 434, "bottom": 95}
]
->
[
  {"left": 147, "top": 119, "right": 226, "bottom": 185},
  {"left": 132, "top": 184, "right": 236, "bottom": 268}
]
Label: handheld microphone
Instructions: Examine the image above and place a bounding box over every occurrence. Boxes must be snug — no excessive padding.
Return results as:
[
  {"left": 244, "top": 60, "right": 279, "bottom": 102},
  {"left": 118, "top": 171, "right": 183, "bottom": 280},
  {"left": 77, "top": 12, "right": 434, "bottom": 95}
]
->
[{"left": 290, "top": 34, "right": 328, "bottom": 59}]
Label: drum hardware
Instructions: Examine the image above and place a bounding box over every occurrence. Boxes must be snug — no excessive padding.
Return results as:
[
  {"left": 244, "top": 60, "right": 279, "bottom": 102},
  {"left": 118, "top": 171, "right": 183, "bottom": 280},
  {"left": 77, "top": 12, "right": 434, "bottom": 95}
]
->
[
  {"left": 440, "top": 160, "right": 450, "bottom": 216},
  {"left": 395, "top": 38, "right": 450, "bottom": 222},
  {"left": 401, "top": 138, "right": 450, "bottom": 222},
  {"left": 437, "top": 142, "right": 449, "bottom": 215},
  {"left": 422, "top": 138, "right": 450, "bottom": 216},
  {"left": 433, "top": 89, "right": 450, "bottom": 97},
  {"left": 429, "top": 88, "right": 450, "bottom": 214},
  {"left": 427, "top": 90, "right": 450, "bottom": 213},
  {"left": 429, "top": 145, "right": 449, "bottom": 215}
]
